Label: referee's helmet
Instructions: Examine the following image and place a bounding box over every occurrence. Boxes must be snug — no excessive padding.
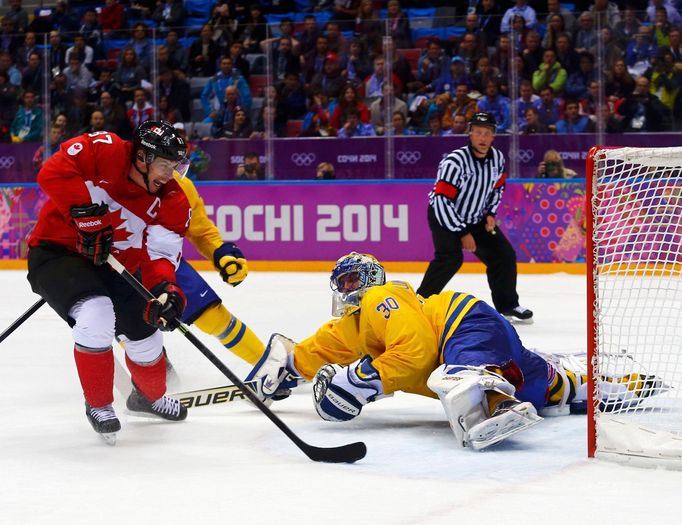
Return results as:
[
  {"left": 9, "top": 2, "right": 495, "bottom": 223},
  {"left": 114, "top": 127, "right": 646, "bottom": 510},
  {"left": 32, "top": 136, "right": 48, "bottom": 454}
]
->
[{"left": 468, "top": 112, "right": 497, "bottom": 132}]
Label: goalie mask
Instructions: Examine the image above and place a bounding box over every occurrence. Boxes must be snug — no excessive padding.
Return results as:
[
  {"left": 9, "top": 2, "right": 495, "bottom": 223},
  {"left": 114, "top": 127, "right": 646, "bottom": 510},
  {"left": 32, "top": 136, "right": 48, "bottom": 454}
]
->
[{"left": 330, "top": 252, "right": 386, "bottom": 316}]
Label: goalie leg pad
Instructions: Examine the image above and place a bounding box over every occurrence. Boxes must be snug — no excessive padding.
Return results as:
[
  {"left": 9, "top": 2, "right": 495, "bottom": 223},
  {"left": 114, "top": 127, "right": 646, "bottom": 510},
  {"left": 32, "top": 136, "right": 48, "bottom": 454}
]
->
[{"left": 468, "top": 401, "right": 542, "bottom": 450}]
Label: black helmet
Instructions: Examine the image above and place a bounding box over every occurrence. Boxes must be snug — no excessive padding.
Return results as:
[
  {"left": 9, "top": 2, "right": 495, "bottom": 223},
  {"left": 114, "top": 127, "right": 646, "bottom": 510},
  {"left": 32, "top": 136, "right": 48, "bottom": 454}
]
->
[
  {"left": 133, "top": 120, "right": 186, "bottom": 164},
  {"left": 468, "top": 112, "right": 497, "bottom": 131}
]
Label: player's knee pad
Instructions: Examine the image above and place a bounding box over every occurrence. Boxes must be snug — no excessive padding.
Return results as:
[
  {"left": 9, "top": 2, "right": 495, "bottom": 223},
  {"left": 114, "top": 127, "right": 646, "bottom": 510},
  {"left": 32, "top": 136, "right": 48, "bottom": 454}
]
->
[
  {"left": 427, "top": 364, "right": 517, "bottom": 448},
  {"left": 69, "top": 295, "right": 115, "bottom": 350},
  {"left": 121, "top": 330, "right": 163, "bottom": 364}
]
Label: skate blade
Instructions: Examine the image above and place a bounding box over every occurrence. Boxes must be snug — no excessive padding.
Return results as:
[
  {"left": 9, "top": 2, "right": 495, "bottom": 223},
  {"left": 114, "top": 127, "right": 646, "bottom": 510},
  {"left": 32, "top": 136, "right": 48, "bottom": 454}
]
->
[
  {"left": 468, "top": 405, "right": 542, "bottom": 450},
  {"left": 504, "top": 316, "right": 534, "bottom": 325},
  {"left": 99, "top": 432, "right": 117, "bottom": 446}
]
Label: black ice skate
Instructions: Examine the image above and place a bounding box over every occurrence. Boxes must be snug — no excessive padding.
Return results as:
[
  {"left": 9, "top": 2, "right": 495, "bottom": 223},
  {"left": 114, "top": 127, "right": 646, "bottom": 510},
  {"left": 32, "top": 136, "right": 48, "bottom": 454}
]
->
[
  {"left": 85, "top": 403, "right": 121, "bottom": 446},
  {"left": 501, "top": 306, "right": 534, "bottom": 324},
  {"left": 126, "top": 387, "right": 188, "bottom": 421}
]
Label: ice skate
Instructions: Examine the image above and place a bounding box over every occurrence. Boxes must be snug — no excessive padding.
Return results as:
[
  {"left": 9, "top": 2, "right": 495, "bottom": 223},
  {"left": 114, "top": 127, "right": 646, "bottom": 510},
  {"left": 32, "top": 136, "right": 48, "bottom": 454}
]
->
[
  {"left": 501, "top": 306, "right": 534, "bottom": 324},
  {"left": 85, "top": 403, "right": 121, "bottom": 446},
  {"left": 468, "top": 399, "right": 542, "bottom": 450},
  {"left": 126, "top": 387, "right": 188, "bottom": 421}
]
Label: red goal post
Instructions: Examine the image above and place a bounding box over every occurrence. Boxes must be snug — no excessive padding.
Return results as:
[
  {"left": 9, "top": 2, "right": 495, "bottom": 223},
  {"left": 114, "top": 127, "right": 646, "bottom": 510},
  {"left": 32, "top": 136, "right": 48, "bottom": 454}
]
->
[{"left": 586, "top": 146, "right": 682, "bottom": 469}]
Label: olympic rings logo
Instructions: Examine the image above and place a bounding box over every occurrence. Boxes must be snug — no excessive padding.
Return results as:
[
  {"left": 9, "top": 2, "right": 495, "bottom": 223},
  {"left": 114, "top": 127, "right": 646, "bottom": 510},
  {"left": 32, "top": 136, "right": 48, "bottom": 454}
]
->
[
  {"left": 291, "top": 153, "right": 316, "bottom": 166},
  {"left": 396, "top": 151, "right": 421, "bottom": 165},
  {"left": 515, "top": 149, "right": 535, "bottom": 163},
  {"left": 0, "top": 156, "right": 16, "bottom": 169}
]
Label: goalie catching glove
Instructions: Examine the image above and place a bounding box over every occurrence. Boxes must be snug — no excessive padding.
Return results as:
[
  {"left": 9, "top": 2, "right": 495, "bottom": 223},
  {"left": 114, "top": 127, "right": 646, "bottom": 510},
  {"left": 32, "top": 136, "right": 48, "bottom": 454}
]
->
[
  {"left": 70, "top": 203, "right": 114, "bottom": 266},
  {"left": 245, "top": 333, "right": 304, "bottom": 401},
  {"left": 144, "top": 281, "right": 187, "bottom": 332},
  {"left": 313, "top": 356, "right": 386, "bottom": 422},
  {"left": 214, "top": 243, "right": 248, "bottom": 287}
]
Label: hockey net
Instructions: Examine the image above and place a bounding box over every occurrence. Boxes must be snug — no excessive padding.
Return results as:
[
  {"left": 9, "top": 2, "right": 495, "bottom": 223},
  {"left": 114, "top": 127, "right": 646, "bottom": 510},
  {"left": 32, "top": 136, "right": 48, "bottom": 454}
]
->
[{"left": 587, "top": 146, "right": 682, "bottom": 468}]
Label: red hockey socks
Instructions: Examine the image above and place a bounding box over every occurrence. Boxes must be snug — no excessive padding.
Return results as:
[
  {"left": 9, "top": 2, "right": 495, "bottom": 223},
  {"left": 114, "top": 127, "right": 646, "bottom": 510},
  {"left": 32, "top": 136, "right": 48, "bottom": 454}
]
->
[
  {"left": 73, "top": 345, "right": 114, "bottom": 408},
  {"left": 125, "top": 353, "right": 166, "bottom": 401}
]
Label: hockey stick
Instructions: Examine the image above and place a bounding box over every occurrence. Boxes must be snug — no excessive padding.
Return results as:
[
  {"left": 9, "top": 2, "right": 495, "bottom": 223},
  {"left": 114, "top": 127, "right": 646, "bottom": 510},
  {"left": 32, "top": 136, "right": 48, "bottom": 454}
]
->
[
  {"left": 106, "top": 255, "right": 367, "bottom": 464},
  {"left": 0, "top": 298, "right": 46, "bottom": 344}
]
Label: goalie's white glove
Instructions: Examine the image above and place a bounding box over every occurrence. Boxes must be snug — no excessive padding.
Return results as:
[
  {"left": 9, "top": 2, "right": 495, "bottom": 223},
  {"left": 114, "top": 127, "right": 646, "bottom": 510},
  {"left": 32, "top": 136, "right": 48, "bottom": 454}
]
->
[
  {"left": 245, "top": 333, "right": 304, "bottom": 401},
  {"left": 312, "top": 356, "right": 386, "bottom": 422}
]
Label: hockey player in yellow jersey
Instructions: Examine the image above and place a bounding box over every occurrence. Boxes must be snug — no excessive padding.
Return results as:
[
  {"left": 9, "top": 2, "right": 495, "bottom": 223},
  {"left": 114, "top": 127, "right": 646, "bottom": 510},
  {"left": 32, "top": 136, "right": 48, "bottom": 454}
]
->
[
  {"left": 248, "top": 253, "right": 663, "bottom": 449},
  {"left": 171, "top": 174, "right": 264, "bottom": 365}
]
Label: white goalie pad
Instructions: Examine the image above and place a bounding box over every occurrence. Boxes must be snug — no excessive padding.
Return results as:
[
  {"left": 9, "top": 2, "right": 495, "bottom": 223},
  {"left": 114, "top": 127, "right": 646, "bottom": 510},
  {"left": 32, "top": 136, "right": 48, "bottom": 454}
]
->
[{"left": 427, "top": 364, "right": 541, "bottom": 449}]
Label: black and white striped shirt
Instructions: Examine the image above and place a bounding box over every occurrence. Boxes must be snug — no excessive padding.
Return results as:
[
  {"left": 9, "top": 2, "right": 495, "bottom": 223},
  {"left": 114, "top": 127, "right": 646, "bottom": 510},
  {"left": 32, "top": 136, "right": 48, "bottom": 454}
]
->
[{"left": 428, "top": 144, "right": 507, "bottom": 233}]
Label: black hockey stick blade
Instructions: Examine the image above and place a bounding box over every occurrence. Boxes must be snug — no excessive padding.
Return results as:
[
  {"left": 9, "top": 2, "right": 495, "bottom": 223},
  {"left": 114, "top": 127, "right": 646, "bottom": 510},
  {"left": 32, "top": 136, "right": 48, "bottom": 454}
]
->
[{"left": 302, "top": 441, "right": 367, "bottom": 464}]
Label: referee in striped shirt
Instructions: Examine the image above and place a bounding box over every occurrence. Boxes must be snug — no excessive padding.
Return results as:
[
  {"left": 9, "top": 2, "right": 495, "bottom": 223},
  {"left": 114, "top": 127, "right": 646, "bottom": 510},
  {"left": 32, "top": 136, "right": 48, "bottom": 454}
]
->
[{"left": 416, "top": 112, "right": 533, "bottom": 323}]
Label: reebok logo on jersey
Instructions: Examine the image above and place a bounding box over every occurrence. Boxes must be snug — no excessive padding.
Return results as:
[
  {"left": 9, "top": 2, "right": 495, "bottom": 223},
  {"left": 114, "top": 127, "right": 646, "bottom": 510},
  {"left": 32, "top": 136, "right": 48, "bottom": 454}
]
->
[{"left": 67, "top": 143, "right": 83, "bottom": 156}]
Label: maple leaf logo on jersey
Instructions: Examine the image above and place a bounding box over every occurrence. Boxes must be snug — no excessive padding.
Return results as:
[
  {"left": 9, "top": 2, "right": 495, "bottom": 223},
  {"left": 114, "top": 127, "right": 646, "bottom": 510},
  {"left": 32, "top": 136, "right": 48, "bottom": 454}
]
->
[{"left": 108, "top": 207, "right": 136, "bottom": 246}]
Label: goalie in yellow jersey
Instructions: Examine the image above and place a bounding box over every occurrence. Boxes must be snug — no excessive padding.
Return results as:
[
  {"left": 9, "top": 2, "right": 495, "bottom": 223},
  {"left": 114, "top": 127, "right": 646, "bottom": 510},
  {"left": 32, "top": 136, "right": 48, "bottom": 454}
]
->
[
  {"left": 168, "top": 174, "right": 264, "bottom": 366},
  {"left": 248, "top": 252, "right": 666, "bottom": 450}
]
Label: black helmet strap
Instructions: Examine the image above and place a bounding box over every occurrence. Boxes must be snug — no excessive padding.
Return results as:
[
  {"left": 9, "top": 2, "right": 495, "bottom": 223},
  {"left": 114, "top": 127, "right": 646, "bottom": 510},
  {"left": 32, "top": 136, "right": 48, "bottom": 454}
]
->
[{"left": 133, "top": 148, "right": 155, "bottom": 192}]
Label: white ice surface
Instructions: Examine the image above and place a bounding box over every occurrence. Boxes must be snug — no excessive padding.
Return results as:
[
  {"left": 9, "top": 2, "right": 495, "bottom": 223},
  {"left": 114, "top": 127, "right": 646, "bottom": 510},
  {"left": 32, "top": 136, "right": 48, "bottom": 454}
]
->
[{"left": 0, "top": 269, "right": 679, "bottom": 524}]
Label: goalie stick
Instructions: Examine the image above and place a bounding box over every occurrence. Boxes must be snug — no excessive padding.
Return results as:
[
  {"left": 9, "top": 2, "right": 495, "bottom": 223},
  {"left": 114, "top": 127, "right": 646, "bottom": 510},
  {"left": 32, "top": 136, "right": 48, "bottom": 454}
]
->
[{"left": 107, "top": 254, "right": 367, "bottom": 464}]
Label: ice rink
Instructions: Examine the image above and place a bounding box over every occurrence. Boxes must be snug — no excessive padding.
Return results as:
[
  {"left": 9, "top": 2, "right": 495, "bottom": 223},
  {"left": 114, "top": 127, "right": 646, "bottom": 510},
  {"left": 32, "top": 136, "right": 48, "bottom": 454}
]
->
[{"left": 0, "top": 268, "right": 679, "bottom": 524}]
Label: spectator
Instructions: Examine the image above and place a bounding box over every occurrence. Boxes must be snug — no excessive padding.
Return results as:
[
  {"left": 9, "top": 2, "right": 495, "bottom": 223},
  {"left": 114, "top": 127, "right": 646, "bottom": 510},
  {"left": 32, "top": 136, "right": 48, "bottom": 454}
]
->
[
  {"left": 456, "top": 33, "right": 482, "bottom": 74},
  {"left": 236, "top": 4, "right": 268, "bottom": 54},
  {"left": 47, "top": 31, "right": 68, "bottom": 75},
  {"left": 647, "top": 0, "right": 682, "bottom": 27},
  {"left": 15, "top": 31, "right": 37, "bottom": 70},
  {"left": 514, "top": 79, "right": 540, "bottom": 128},
  {"left": 470, "top": 55, "right": 501, "bottom": 95},
  {"left": 157, "top": 67, "right": 191, "bottom": 121},
  {"left": 463, "top": 13, "right": 490, "bottom": 58},
  {"left": 228, "top": 41, "right": 249, "bottom": 81},
  {"left": 126, "top": 23, "right": 153, "bottom": 72},
  {"left": 315, "top": 162, "right": 336, "bottom": 180},
  {"left": 592, "top": 27, "right": 624, "bottom": 71},
  {"left": 667, "top": 28, "right": 682, "bottom": 63},
  {"left": 21, "top": 51, "right": 42, "bottom": 95},
  {"left": 476, "top": 79, "right": 512, "bottom": 133},
  {"left": 500, "top": 0, "right": 536, "bottom": 34},
  {"left": 302, "top": 89, "right": 333, "bottom": 136},
  {"left": 390, "top": 46, "right": 416, "bottom": 93},
  {"left": 49, "top": 0, "right": 79, "bottom": 35},
  {"left": 299, "top": 15, "right": 321, "bottom": 56},
  {"left": 0, "top": 21, "right": 21, "bottom": 65},
  {"left": 613, "top": 6, "right": 641, "bottom": 50},
  {"left": 354, "top": 0, "right": 382, "bottom": 55},
  {"left": 113, "top": 47, "right": 148, "bottom": 104},
  {"left": 476, "top": 0, "right": 504, "bottom": 46},
  {"left": 79, "top": 9, "right": 103, "bottom": 58},
  {"left": 331, "top": 0, "right": 360, "bottom": 33},
  {"left": 596, "top": 102, "right": 624, "bottom": 133},
  {"left": 555, "top": 33, "right": 580, "bottom": 76},
  {"left": 152, "top": 0, "right": 185, "bottom": 35},
  {"left": 521, "top": 106, "right": 548, "bottom": 134},
  {"left": 542, "top": 14, "right": 567, "bottom": 51},
  {"left": 32, "top": 124, "right": 64, "bottom": 173},
  {"left": 625, "top": 25, "right": 658, "bottom": 77},
  {"left": 303, "top": 35, "right": 331, "bottom": 85},
  {"left": 220, "top": 107, "right": 253, "bottom": 138},
  {"left": 388, "top": 110, "right": 415, "bottom": 135},
  {"left": 369, "top": 82, "right": 407, "bottom": 135},
  {"left": 649, "top": 49, "right": 682, "bottom": 112},
  {"left": 442, "top": 83, "right": 478, "bottom": 128},
  {"left": 573, "top": 12, "right": 597, "bottom": 54},
  {"left": 65, "top": 35, "right": 95, "bottom": 71},
  {"left": 564, "top": 52, "right": 596, "bottom": 101},
  {"left": 261, "top": 18, "right": 301, "bottom": 56},
  {"left": 337, "top": 106, "right": 376, "bottom": 137},
  {"left": 49, "top": 72, "right": 70, "bottom": 119},
  {"left": 386, "top": 0, "right": 412, "bottom": 50},
  {"left": 99, "top": 90, "right": 131, "bottom": 138},
  {"left": 66, "top": 90, "right": 94, "bottom": 136},
  {"left": 164, "top": 31, "right": 190, "bottom": 76},
  {"left": 537, "top": 150, "right": 577, "bottom": 178},
  {"left": 201, "top": 56, "right": 252, "bottom": 122},
  {"left": 308, "top": 52, "right": 346, "bottom": 99},
  {"left": 0, "top": 71, "right": 18, "bottom": 141},
  {"left": 330, "top": 83, "right": 371, "bottom": 130},
  {"left": 433, "top": 56, "right": 470, "bottom": 96},
  {"left": 271, "top": 36, "right": 301, "bottom": 85},
  {"left": 63, "top": 55, "right": 94, "bottom": 92},
  {"left": 5, "top": 0, "right": 29, "bottom": 34},
  {"left": 426, "top": 112, "right": 451, "bottom": 137},
  {"left": 79, "top": 109, "right": 107, "bottom": 135},
  {"left": 605, "top": 58, "right": 635, "bottom": 99},
  {"left": 207, "top": 2, "right": 237, "bottom": 56},
  {"left": 277, "top": 72, "right": 307, "bottom": 119},
  {"left": 127, "top": 87, "right": 155, "bottom": 129},
  {"left": 252, "top": 98, "right": 288, "bottom": 138},
  {"left": 534, "top": 86, "right": 562, "bottom": 132},
  {"left": 190, "top": 25, "right": 221, "bottom": 77},
  {"left": 236, "top": 152, "right": 264, "bottom": 180},
  {"left": 579, "top": 80, "right": 601, "bottom": 120},
  {"left": 543, "top": 0, "right": 575, "bottom": 34},
  {"left": 521, "top": 30, "right": 544, "bottom": 82},
  {"left": 652, "top": 7, "right": 672, "bottom": 48},
  {"left": 450, "top": 114, "right": 468, "bottom": 134},
  {"left": 362, "top": 55, "right": 402, "bottom": 99},
  {"left": 489, "top": 33, "right": 511, "bottom": 81},
  {"left": 10, "top": 89, "right": 43, "bottom": 143},
  {"left": 589, "top": 0, "right": 621, "bottom": 29},
  {"left": 129, "top": 0, "right": 155, "bottom": 19},
  {"left": 53, "top": 113, "right": 68, "bottom": 134},
  {"left": 344, "top": 38, "right": 372, "bottom": 86},
  {"left": 417, "top": 39, "right": 450, "bottom": 89},
  {"left": 555, "top": 99, "right": 594, "bottom": 133},
  {"left": 157, "top": 95, "right": 181, "bottom": 125},
  {"left": 100, "top": 0, "right": 127, "bottom": 36},
  {"left": 89, "top": 69, "right": 119, "bottom": 104},
  {"left": 211, "top": 85, "right": 242, "bottom": 137},
  {"left": 325, "top": 21, "right": 348, "bottom": 56}
]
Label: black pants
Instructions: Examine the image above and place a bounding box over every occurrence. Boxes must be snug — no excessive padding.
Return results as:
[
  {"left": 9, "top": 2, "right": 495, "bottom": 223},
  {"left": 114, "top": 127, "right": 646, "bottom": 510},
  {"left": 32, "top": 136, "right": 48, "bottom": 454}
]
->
[{"left": 416, "top": 206, "right": 520, "bottom": 312}]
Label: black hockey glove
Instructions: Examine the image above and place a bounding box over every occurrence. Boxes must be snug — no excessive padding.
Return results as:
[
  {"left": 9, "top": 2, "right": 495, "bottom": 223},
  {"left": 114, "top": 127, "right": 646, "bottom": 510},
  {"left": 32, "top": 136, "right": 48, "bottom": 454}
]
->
[
  {"left": 70, "top": 203, "right": 114, "bottom": 266},
  {"left": 213, "top": 243, "right": 248, "bottom": 287},
  {"left": 144, "top": 281, "right": 187, "bottom": 332}
]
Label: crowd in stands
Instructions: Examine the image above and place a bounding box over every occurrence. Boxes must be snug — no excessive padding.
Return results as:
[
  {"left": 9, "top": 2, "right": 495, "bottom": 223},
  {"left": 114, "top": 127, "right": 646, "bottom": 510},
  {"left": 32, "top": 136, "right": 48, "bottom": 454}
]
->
[{"left": 1, "top": 0, "right": 682, "bottom": 151}]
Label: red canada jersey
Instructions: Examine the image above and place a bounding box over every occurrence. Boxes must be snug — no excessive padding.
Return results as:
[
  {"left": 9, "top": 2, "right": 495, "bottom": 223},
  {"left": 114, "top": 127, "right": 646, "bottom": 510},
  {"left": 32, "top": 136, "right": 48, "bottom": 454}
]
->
[{"left": 29, "top": 131, "right": 191, "bottom": 289}]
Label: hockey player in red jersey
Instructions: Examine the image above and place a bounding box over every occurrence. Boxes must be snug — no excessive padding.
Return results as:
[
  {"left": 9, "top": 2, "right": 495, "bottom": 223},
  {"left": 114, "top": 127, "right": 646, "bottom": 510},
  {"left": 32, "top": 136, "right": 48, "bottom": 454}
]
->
[{"left": 27, "top": 121, "right": 192, "bottom": 444}]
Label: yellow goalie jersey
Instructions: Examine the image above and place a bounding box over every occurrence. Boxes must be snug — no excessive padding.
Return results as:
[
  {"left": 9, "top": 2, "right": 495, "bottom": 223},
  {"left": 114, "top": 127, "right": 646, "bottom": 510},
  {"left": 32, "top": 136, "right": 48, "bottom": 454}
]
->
[
  {"left": 293, "top": 281, "right": 480, "bottom": 399},
  {"left": 175, "top": 175, "right": 223, "bottom": 260}
]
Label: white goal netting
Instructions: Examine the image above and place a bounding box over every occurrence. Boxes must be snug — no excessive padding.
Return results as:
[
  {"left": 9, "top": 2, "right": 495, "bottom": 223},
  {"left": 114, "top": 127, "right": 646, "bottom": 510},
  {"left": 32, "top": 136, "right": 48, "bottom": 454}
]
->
[{"left": 589, "top": 147, "right": 682, "bottom": 468}]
